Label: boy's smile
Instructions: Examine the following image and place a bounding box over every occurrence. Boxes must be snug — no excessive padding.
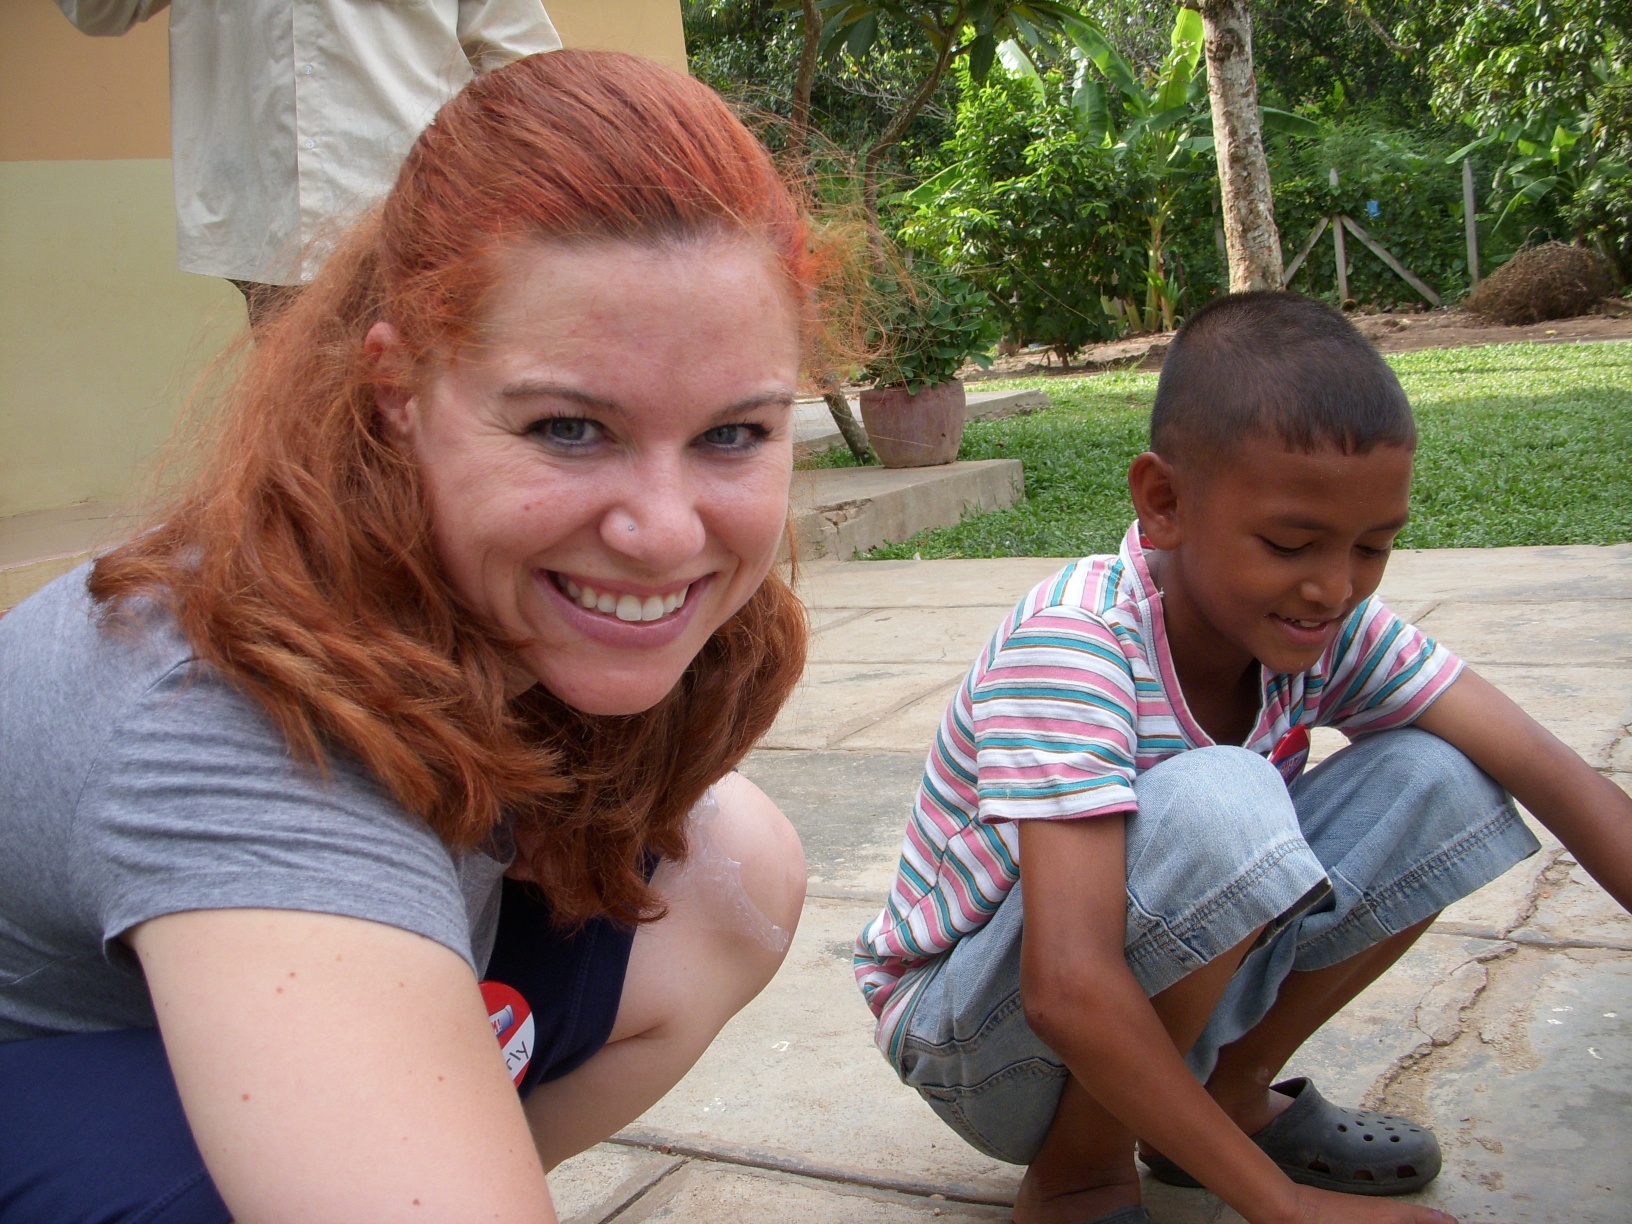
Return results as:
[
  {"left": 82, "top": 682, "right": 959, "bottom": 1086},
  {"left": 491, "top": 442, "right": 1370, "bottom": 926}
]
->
[{"left": 1132, "top": 438, "right": 1414, "bottom": 738}]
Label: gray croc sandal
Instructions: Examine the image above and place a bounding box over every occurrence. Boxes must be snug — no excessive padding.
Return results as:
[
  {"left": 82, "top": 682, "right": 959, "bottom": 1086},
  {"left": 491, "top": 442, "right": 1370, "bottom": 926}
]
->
[
  {"left": 1139, "top": 1077, "right": 1441, "bottom": 1196},
  {"left": 1079, "top": 1209, "right": 1153, "bottom": 1224}
]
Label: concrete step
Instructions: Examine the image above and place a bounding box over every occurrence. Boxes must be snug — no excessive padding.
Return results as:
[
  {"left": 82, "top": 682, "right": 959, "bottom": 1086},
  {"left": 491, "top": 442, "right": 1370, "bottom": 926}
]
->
[
  {"left": 793, "top": 388, "right": 1050, "bottom": 458},
  {"left": 789, "top": 459, "right": 1023, "bottom": 562},
  {"left": 0, "top": 501, "right": 134, "bottom": 613}
]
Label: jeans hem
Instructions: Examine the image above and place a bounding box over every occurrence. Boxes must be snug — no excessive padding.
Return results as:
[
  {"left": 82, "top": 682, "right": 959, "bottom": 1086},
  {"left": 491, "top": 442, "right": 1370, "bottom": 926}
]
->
[
  {"left": 1127, "top": 834, "right": 1328, "bottom": 996},
  {"left": 1295, "top": 799, "right": 1539, "bottom": 971}
]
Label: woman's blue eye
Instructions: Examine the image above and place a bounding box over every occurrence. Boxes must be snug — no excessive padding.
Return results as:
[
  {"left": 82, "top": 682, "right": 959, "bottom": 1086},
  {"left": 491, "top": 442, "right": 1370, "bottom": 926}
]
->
[
  {"left": 530, "top": 417, "right": 597, "bottom": 445},
  {"left": 700, "top": 423, "right": 767, "bottom": 450}
]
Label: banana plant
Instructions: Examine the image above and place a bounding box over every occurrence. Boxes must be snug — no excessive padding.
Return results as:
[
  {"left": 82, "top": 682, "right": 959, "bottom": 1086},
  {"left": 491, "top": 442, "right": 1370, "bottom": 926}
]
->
[{"left": 1451, "top": 112, "right": 1630, "bottom": 244}]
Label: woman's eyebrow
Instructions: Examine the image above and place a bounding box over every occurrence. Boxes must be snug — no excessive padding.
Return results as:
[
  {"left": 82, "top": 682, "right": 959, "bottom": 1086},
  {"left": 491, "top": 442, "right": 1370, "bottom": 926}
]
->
[
  {"left": 498, "top": 383, "right": 796, "bottom": 422},
  {"left": 709, "top": 391, "right": 796, "bottom": 422},
  {"left": 498, "top": 381, "right": 622, "bottom": 415}
]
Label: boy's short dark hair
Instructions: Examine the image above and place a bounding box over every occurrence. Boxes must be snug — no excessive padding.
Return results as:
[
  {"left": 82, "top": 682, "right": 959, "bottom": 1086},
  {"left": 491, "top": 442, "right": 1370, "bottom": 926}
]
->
[{"left": 1150, "top": 291, "right": 1415, "bottom": 467}]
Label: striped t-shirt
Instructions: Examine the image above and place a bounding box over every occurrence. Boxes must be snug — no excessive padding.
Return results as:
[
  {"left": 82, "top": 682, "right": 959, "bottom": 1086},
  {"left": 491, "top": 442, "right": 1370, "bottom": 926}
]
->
[{"left": 854, "top": 523, "right": 1461, "bottom": 1059}]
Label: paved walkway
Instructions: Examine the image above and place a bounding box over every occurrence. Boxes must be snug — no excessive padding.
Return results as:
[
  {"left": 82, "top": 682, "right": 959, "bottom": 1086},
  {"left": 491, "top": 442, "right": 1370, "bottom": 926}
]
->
[{"left": 551, "top": 545, "right": 1632, "bottom": 1223}]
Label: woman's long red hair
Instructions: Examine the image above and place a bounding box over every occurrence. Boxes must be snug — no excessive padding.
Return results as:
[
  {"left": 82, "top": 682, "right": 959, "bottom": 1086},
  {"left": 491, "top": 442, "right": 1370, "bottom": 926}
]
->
[{"left": 88, "top": 51, "right": 816, "bottom": 927}]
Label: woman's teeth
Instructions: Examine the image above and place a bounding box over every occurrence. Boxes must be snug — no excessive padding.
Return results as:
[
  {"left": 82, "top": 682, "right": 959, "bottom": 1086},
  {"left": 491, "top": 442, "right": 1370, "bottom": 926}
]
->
[{"left": 562, "top": 578, "right": 689, "bottom": 622}]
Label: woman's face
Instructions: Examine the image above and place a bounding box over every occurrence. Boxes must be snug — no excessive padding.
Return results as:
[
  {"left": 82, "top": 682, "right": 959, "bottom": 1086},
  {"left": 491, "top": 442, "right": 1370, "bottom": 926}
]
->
[{"left": 375, "top": 237, "right": 801, "bottom": 715}]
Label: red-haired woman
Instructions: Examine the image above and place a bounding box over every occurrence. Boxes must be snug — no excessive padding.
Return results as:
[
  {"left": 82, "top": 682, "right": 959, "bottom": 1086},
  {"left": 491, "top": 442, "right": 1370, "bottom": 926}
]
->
[{"left": 0, "top": 51, "right": 815, "bottom": 1223}]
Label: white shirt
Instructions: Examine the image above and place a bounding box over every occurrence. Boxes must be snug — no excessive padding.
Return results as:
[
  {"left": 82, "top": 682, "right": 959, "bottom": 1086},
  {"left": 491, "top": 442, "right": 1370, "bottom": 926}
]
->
[{"left": 58, "top": 0, "right": 561, "bottom": 283}]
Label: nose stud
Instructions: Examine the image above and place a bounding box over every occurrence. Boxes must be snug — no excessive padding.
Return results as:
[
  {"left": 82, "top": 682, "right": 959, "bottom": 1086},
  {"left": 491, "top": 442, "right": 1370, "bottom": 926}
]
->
[{"left": 626, "top": 522, "right": 636, "bottom": 532}]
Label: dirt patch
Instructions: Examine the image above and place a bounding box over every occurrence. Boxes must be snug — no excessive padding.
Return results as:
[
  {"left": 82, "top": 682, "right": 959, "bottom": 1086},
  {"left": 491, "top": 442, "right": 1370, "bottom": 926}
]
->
[{"left": 958, "top": 302, "right": 1632, "bottom": 382}]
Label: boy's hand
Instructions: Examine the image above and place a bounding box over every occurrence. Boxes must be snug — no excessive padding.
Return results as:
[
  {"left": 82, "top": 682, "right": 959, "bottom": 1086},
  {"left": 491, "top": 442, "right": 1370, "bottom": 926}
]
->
[
  {"left": 1415, "top": 668, "right": 1632, "bottom": 916},
  {"left": 1290, "top": 1186, "right": 1458, "bottom": 1224}
]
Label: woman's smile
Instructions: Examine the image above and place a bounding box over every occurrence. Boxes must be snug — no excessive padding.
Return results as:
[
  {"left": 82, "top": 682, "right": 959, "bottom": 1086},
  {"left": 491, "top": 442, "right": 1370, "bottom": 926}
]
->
[
  {"left": 550, "top": 572, "right": 695, "bottom": 623},
  {"left": 536, "top": 569, "right": 714, "bottom": 650}
]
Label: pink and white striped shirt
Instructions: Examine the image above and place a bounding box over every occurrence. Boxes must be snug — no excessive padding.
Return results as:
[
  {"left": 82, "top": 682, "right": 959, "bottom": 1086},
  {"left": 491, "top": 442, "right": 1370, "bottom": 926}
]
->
[{"left": 855, "top": 523, "right": 1461, "bottom": 1059}]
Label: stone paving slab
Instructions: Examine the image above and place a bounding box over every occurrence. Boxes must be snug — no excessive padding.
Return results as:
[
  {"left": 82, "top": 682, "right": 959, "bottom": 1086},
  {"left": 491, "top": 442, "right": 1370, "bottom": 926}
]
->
[
  {"left": 762, "top": 661, "right": 969, "bottom": 750},
  {"left": 1377, "top": 544, "right": 1632, "bottom": 603},
  {"left": 604, "top": 1160, "right": 1011, "bottom": 1222},
  {"left": 793, "top": 556, "right": 1071, "bottom": 609},
  {"left": 1414, "top": 599, "right": 1632, "bottom": 666},
  {"left": 550, "top": 1147, "right": 682, "bottom": 1224},
  {"left": 1511, "top": 855, "right": 1632, "bottom": 950},
  {"left": 809, "top": 605, "right": 1016, "bottom": 666},
  {"left": 740, "top": 749, "right": 925, "bottom": 899},
  {"left": 1405, "top": 947, "right": 1632, "bottom": 1223},
  {"left": 840, "top": 683, "right": 961, "bottom": 752}
]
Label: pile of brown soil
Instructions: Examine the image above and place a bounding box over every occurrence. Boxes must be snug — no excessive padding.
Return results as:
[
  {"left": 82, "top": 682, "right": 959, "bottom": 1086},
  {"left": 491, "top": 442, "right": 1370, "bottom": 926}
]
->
[{"left": 1464, "top": 242, "right": 1618, "bottom": 325}]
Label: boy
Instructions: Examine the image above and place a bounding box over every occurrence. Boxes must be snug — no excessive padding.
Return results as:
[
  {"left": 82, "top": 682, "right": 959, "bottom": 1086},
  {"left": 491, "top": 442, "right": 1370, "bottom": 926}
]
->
[{"left": 854, "top": 292, "right": 1632, "bottom": 1224}]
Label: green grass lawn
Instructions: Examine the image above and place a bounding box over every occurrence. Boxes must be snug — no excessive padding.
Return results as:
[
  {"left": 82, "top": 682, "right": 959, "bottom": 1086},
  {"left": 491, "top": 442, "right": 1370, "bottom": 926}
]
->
[{"left": 811, "top": 341, "right": 1632, "bottom": 559}]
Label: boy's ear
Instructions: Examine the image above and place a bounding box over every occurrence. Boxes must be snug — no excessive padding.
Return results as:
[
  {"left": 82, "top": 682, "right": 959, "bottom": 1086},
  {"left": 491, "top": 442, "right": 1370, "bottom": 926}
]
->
[
  {"left": 364, "top": 321, "right": 416, "bottom": 441},
  {"left": 1128, "top": 451, "right": 1184, "bottom": 550}
]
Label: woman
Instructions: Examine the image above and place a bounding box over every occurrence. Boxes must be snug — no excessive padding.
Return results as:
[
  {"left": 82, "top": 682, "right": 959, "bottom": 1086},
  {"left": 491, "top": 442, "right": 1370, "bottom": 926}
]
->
[{"left": 0, "top": 51, "right": 820, "bottom": 1222}]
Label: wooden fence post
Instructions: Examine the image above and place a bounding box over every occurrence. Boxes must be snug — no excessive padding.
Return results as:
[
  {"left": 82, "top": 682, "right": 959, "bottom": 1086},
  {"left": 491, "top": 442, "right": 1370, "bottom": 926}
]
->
[
  {"left": 1462, "top": 158, "right": 1480, "bottom": 290},
  {"left": 1329, "top": 168, "right": 1349, "bottom": 304}
]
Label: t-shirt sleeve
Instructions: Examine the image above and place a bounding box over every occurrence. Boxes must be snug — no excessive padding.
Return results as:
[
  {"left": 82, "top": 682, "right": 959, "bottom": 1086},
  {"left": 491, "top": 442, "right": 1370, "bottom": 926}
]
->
[
  {"left": 71, "top": 659, "right": 479, "bottom": 970},
  {"left": 1316, "top": 598, "right": 1463, "bottom": 734},
  {"left": 972, "top": 605, "right": 1141, "bottom": 823}
]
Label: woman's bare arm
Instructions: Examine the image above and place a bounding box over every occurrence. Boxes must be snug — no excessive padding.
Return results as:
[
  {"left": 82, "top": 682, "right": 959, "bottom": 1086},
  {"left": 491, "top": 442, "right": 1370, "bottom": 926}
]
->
[{"left": 130, "top": 908, "right": 556, "bottom": 1224}]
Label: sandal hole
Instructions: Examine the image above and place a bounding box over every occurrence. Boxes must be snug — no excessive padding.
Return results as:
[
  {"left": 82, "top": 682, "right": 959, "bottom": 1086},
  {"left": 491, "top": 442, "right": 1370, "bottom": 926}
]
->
[
  {"left": 1354, "top": 1170, "right": 1375, "bottom": 1181},
  {"left": 1307, "top": 1160, "right": 1331, "bottom": 1174},
  {"left": 1398, "top": 1166, "right": 1418, "bottom": 1178},
  {"left": 1336, "top": 1123, "right": 1348, "bottom": 1132}
]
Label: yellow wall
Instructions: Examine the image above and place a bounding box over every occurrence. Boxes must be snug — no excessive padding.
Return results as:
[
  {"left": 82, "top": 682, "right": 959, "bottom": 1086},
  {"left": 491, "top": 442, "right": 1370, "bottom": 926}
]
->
[
  {"left": 0, "top": 0, "right": 686, "bottom": 520},
  {"left": 552, "top": 0, "right": 689, "bottom": 72}
]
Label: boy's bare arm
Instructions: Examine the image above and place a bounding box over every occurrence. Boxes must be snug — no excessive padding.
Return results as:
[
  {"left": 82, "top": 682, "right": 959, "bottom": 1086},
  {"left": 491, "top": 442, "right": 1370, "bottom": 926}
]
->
[
  {"left": 1414, "top": 669, "right": 1632, "bottom": 913},
  {"left": 1018, "top": 819, "right": 1451, "bottom": 1224}
]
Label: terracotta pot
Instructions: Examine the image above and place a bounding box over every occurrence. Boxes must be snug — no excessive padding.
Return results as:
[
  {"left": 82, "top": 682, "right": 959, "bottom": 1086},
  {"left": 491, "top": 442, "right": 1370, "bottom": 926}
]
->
[{"left": 858, "top": 378, "right": 966, "bottom": 468}]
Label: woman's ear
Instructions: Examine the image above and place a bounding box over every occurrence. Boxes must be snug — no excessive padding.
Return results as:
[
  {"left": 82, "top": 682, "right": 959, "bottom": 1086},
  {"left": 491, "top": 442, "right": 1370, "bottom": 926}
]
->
[
  {"left": 1128, "top": 451, "right": 1184, "bottom": 550},
  {"left": 364, "top": 321, "right": 415, "bottom": 440}
]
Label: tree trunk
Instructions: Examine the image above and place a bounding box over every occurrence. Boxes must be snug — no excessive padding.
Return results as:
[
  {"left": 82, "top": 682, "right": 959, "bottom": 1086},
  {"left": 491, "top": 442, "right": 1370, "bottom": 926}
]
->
[
  {"left": 821, "top": 377, "right": 873, "bottom": 463},
  {"left": 1194, "top": 0, "right": 1283, "bottom": 292},
  {"left": 860, "top": 20, "right": 960, "bottom": 262},
  {"left": 785, "top": 0, "right": 822, "bottom": 167}
]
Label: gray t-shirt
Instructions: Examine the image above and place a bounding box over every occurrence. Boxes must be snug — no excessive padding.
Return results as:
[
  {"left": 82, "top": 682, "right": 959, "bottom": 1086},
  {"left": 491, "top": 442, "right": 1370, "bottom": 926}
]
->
[{"left": 0, "top": 567, "right": 511, "bottom": 1041}]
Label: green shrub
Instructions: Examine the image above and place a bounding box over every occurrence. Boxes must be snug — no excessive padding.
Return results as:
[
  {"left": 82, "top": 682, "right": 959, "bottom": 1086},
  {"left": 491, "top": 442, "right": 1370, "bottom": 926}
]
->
[
  {"left": 897, "top": 67, "right": 1150, "bottom": 359},
  {"left": 862, "top": 264, "right": 999, "bottom": 392}
]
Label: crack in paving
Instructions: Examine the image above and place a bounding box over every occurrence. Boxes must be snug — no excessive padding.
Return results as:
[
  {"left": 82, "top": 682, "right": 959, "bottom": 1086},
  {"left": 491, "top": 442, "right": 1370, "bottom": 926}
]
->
[
  {"left": 1364, "top": 940, "right": 1516, "bottom": 1114},
  {"left": 1366, "top": 834, "right": 1590, "bottom": 1120},
  {"left": 1504, "top": 849, "right": 1577, "bottom": 939},
  {"left": 606, "top": 1131, "right": 1016, "bottom": 1209},
  {"left": 586, "top": 1158, "right": 688, "bottom": 1224}
]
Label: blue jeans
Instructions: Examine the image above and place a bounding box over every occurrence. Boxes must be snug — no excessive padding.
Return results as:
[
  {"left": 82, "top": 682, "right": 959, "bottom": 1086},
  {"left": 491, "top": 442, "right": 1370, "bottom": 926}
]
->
[{"left": 893, "top": 728, "right": 1541, "bottom": 1165}]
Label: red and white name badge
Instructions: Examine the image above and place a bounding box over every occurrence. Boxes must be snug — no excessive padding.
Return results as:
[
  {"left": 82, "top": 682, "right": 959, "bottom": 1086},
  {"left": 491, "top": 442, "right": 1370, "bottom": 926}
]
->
[{"left": 479, "top": 980, "right": 535, "bottom": 1088}]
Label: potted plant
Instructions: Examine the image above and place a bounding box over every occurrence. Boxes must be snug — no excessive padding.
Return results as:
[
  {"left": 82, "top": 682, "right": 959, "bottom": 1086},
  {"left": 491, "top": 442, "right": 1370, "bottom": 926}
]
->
[{"left": 859, "top": 266, "right": 997, "bottom": 467}]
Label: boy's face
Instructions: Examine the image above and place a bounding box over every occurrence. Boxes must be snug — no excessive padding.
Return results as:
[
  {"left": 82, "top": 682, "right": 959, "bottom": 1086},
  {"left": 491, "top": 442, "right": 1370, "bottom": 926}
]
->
[{"left": 1142, "top": 437, "right": 1415, "bottom": 678}]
